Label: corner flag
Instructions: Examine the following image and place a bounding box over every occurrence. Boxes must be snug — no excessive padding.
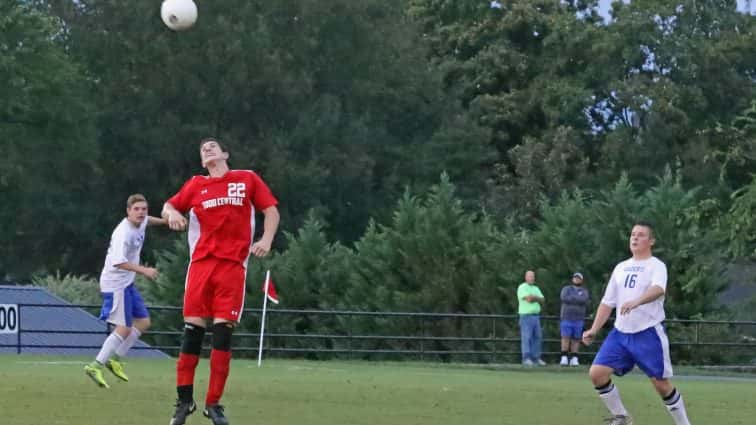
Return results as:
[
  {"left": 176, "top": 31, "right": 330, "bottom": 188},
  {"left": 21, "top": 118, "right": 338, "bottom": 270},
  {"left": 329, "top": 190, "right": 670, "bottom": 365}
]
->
[
  {"left": 258, "top": 270, "right": 278, "bottom": 367},
  {"left": 262, "top": 276, "right": 279, "bottom": 304}
]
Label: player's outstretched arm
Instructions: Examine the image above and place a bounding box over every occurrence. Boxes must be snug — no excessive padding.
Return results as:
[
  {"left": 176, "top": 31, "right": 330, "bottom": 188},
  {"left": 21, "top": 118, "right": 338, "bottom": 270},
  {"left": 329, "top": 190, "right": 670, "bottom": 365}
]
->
[
  {"left": 251, "top": 205, "right": 280, "bottom": 257},
  {"left": 147, "top": 216, "right": 168, "bottom": 226},
  {"left": 114, "top": 262, "right": 159, "bottom": 280},
  {"left": 582, "top": 303, "right": 614, "bottom": 346},
  {"left": 162, "top": 202, "right": 187, "bottom": 231}
]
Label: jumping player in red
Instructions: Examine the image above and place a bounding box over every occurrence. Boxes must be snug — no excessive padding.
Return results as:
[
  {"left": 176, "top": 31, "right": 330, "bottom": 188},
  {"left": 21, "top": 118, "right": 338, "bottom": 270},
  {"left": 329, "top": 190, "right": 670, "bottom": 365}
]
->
[{"left": 162, "top": 138, "right": 280, "bottom": 425}]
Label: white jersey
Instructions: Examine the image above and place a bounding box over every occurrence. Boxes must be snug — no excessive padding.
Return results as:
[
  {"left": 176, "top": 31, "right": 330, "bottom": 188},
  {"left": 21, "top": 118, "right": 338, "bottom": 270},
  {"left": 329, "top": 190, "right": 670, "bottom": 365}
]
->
[
  {"left": 99, "top": 218, "right": 148, "bottom": 292},
  {"left": 601, "top": 256, "right": 668, "bottom": 333}
]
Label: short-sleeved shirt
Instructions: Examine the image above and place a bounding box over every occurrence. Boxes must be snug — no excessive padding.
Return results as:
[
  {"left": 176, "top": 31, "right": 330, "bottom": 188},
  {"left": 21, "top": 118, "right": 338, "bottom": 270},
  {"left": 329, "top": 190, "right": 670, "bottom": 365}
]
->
[
  {"left": 167, "top": 170, "right": 278, "bottom": 265},
  {"left": 601, "top": 256, "right": 668, "bottom": 333},
  {"left": 517, "top": 283, "right": 544, "bottom": 315},
  {"left": 99, "top": 218, "right": 148, "bottom": 291}
]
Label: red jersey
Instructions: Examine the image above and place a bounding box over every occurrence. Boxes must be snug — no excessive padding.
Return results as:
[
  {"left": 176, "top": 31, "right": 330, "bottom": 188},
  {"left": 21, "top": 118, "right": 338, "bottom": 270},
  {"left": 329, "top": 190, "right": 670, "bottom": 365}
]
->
[{"left": 167, "top": 169, "right": 278, "bottom": 265}]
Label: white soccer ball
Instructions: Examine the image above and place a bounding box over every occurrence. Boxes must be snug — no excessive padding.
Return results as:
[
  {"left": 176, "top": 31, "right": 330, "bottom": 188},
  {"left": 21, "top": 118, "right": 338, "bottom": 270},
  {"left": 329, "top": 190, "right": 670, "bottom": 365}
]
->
[{"left": 161, "top": 0, "right": 198, "bottom": 31}]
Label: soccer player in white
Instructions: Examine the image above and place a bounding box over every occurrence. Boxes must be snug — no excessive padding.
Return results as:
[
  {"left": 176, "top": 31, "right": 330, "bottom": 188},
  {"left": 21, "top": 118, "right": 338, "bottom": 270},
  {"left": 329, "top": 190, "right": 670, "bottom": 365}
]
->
[
  {"left": 84, "top": 194, "right": 166, "bottom": 389},
  {"left": 582, "top": 222, "right": 692, "bottom": 425}
]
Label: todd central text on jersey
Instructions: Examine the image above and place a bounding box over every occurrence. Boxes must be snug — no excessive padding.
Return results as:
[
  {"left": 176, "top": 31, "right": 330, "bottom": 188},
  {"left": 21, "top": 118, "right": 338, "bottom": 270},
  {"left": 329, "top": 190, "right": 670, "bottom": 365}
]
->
[{"left": 202, "top": 197, "right": 244, "bottom": 209}]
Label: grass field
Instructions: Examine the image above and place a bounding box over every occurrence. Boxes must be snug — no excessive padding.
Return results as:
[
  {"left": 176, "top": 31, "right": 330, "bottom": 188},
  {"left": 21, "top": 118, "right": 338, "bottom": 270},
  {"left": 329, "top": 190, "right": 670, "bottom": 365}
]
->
[{"left": 1, "top": 356, "right": 754, "bottom": 425}]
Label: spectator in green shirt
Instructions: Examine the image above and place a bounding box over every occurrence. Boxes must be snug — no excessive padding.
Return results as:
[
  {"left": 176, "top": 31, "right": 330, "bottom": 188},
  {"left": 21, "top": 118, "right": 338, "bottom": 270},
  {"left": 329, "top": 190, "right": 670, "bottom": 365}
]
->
[{"left": 517, "top": 270, "right": 546, "bottom": 366}]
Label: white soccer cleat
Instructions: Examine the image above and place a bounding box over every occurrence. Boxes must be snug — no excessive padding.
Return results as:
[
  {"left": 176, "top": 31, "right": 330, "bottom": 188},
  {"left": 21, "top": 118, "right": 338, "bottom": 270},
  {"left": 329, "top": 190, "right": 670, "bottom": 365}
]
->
[
  {"left": 560, "top": 355, "right": 569, "bottom": 366},
  {"left": 569, "top": 356, "right": 580, "bottom": 366},
  {"left": 522, "top": 359, "right": 534, "bottom": 367},
  {"left": 536, "top": 358, "right": 547, "bottom": 366}
]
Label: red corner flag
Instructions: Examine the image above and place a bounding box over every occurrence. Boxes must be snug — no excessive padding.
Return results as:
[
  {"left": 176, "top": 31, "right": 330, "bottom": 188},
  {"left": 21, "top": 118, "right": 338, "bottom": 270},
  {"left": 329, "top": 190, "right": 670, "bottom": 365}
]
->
[
  {"left": 263, "top": 277, "right": 279, "bottom": 304},
  {"left": 258, "top": 270, "right": 278, "bottom": 367}
]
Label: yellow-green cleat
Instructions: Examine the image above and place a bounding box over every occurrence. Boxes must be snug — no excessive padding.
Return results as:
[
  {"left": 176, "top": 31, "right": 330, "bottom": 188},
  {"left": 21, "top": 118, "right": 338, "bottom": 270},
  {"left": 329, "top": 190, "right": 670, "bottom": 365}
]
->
[
  {"left": 84, "top": 362, "right": 110, "bottom": 389},
  {"left": 106, "top": 357, "right": 129, "bottom": 382}
]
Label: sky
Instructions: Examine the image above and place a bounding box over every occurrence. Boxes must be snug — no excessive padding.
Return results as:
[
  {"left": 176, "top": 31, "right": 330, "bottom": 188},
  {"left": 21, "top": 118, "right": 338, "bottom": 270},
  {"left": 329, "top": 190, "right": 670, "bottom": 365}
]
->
[
  {"left": 598, "top": 0, "right": 755, "bottom": 20},
  {"left": 489, "top": 1, "right": 755, "bottom": 19}
]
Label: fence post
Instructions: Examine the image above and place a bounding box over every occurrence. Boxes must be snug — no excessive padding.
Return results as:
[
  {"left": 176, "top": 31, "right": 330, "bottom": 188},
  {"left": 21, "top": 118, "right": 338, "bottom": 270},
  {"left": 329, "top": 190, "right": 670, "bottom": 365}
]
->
[
  {"left": 695, "top": 322, "right": 700, "bottom": 345},
  {"left": 348, "top": 313, "right": 353, "bottom": 360},
  {"left": 16, "top": 305, "right": 22, "bottom": 354},
  {"left": 491, "top": 317, "right": 497, "bottom": 363},
  {"left": 420, "top": 317, "right": 425, "bottom": 361}
]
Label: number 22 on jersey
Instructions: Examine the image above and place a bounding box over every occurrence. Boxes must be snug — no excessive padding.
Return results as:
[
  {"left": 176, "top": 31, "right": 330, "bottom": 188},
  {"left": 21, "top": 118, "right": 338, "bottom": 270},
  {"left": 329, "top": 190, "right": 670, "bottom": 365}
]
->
[{"left": 228, "top": 183, "right": 245, "bottom": 197}]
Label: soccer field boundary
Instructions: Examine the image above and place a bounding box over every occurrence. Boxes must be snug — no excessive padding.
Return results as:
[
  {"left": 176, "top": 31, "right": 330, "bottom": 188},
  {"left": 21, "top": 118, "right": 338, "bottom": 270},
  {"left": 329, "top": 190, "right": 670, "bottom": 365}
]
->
[
  {"left": 256, "top": 357, "right": 756, "bottom": 380},
  {"left": 7, "top": 354, "right": 756, "bottom": 382}
]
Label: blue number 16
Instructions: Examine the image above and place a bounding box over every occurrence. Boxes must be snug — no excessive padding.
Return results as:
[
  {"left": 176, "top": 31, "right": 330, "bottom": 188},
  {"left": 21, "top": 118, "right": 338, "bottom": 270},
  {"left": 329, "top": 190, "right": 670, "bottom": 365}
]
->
[{"left": 624, "top": 274, "right": 637, "bottom": 288}]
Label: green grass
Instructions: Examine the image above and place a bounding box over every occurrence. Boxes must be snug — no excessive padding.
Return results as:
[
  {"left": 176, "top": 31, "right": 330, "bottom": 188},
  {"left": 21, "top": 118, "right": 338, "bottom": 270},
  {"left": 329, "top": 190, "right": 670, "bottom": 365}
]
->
[{"left": 1, "top": 356, "right": 754, "bottom": 425}]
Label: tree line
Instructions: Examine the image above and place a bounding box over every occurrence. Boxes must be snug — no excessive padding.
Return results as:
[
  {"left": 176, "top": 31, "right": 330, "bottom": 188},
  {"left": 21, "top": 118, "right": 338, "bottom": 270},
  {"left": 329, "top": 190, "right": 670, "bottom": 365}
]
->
[
  {"left": 33, "top": 174, "right": 753, "bottom": 363},
  {"left": 2, "top": 1, "right": 754, "bottom": 324}
]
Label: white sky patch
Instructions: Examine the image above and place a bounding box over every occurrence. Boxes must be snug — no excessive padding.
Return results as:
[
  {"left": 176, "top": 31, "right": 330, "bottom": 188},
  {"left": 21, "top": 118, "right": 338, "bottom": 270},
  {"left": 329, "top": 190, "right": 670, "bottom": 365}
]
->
[{"left": 598, "top": 0, "right": 753, "bottom": 22}]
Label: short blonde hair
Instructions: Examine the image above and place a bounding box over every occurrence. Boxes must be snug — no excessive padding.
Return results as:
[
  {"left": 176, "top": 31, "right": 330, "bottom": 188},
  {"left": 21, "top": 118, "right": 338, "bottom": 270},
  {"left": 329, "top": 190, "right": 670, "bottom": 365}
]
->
[{"left": 126, "top": 194, "right": 147, "bottom": 209}]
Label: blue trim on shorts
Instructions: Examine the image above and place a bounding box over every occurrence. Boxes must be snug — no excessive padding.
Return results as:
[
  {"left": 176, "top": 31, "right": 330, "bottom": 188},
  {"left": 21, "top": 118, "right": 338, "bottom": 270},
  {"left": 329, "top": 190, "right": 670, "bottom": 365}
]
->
[
  {"left": 126, "top": 284, "right": 149, "bottom": 320},
  {"left": 99, "top": 283, "right": 149, "bottom": 327},
  {"left": 99, "top": 293, "right": 114, "bottom": 321},
  {"left": 593, "top": 326, "right": 667, "bottom": 379}
]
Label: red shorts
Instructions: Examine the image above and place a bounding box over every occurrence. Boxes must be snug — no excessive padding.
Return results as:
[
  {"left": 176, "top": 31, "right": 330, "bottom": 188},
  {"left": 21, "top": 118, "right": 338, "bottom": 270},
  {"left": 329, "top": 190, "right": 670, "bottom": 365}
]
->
[{"left": 184, "top": 257, "right": 246, "bottom": 322}]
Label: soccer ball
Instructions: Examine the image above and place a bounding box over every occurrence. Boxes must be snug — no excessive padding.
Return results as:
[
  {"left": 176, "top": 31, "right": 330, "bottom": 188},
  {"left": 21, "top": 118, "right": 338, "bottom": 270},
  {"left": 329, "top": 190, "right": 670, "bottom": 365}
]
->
[{"left": 160, "top": 0, "right": 198, "bottom": 31}]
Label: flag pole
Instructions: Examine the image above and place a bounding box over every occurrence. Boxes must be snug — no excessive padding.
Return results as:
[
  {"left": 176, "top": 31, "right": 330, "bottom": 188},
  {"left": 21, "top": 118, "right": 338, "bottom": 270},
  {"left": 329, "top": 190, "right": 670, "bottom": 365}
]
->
[{"left": 257, "top": 269, "right": 271, "bottom": 367}]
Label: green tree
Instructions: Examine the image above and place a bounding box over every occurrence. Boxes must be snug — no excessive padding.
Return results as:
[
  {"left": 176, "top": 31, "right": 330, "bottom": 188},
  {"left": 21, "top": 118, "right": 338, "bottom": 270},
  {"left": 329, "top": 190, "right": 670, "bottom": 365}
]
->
[
  {"left": 0, "top": 0, "right": 99, "bottom": 279},
  {"left": 704, "top": 100, "right": 756, "bottom": 198},
  {"left": 347, "top": 174, "right": 508, "bottom": 314},
  {"left": 240, "top": 214, "right": 357, "bottom": 355},
  {"left": 342, "top": 174, "right": 515, "bottom": 358},
  {"left": 42, "top": 0, "right": 493, "bottom": 266},
  {"left": 594, "top": 0, "right": 756, "bottom": 189},
  {"left": 407, "top": 0, "right": 605, "bottom": 217},
  {"left": 245, "top": 214, "right": 354, "bottom": 311},
  {"left": 137, "top": 238, "right": 188, "bottom": 337},
  {"left": 526, "top": 170, "right": 725, "bottom": 319},
  {"left": 407, "top": 0, "right": 755, "bottom": 220},
  {"left": 721, "top": 177, "right": 756, "bottom": 260},
  {"left": 141, "top": 238, "right": 189, "bottom": 308},
  {"left": 31, "top": 272, "right": 101, "bottom": 305}
]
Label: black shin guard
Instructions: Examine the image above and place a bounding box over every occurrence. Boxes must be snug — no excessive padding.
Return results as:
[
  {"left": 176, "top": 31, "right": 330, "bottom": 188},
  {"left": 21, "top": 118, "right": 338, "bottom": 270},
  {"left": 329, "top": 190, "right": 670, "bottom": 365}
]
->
[
  {"left": 211, "top": 322, "right": 233, "bottom": 351},
  {"left": 181, "top": 322, "right": 206, "bottom": 355}
]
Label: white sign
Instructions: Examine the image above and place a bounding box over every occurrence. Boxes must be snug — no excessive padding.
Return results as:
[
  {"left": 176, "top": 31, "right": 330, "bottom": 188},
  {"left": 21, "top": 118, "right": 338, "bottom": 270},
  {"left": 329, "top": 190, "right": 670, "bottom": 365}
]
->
[{"left": 0, "top": 304, "right": 19, "bottom": 334}]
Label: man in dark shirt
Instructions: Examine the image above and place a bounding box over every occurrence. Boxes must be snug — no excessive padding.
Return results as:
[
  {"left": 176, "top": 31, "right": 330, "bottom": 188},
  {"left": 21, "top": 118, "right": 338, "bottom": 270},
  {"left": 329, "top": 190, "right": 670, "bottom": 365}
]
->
[{"left": 560, "top": 272, "right": 590, "bottom": 366}]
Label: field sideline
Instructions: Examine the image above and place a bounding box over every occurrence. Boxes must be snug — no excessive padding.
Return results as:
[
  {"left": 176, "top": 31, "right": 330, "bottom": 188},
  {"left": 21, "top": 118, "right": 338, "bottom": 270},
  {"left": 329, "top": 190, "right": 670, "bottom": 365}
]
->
[{"left": 1, "top": 356, "right": 754, "bottom": 425}]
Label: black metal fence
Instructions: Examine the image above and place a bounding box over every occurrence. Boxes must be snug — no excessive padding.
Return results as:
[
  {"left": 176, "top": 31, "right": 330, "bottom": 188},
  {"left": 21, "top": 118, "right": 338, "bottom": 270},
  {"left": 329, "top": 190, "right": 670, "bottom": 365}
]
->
[{"left": 3, "top": 303, "right": 756, "bottom": 365}]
